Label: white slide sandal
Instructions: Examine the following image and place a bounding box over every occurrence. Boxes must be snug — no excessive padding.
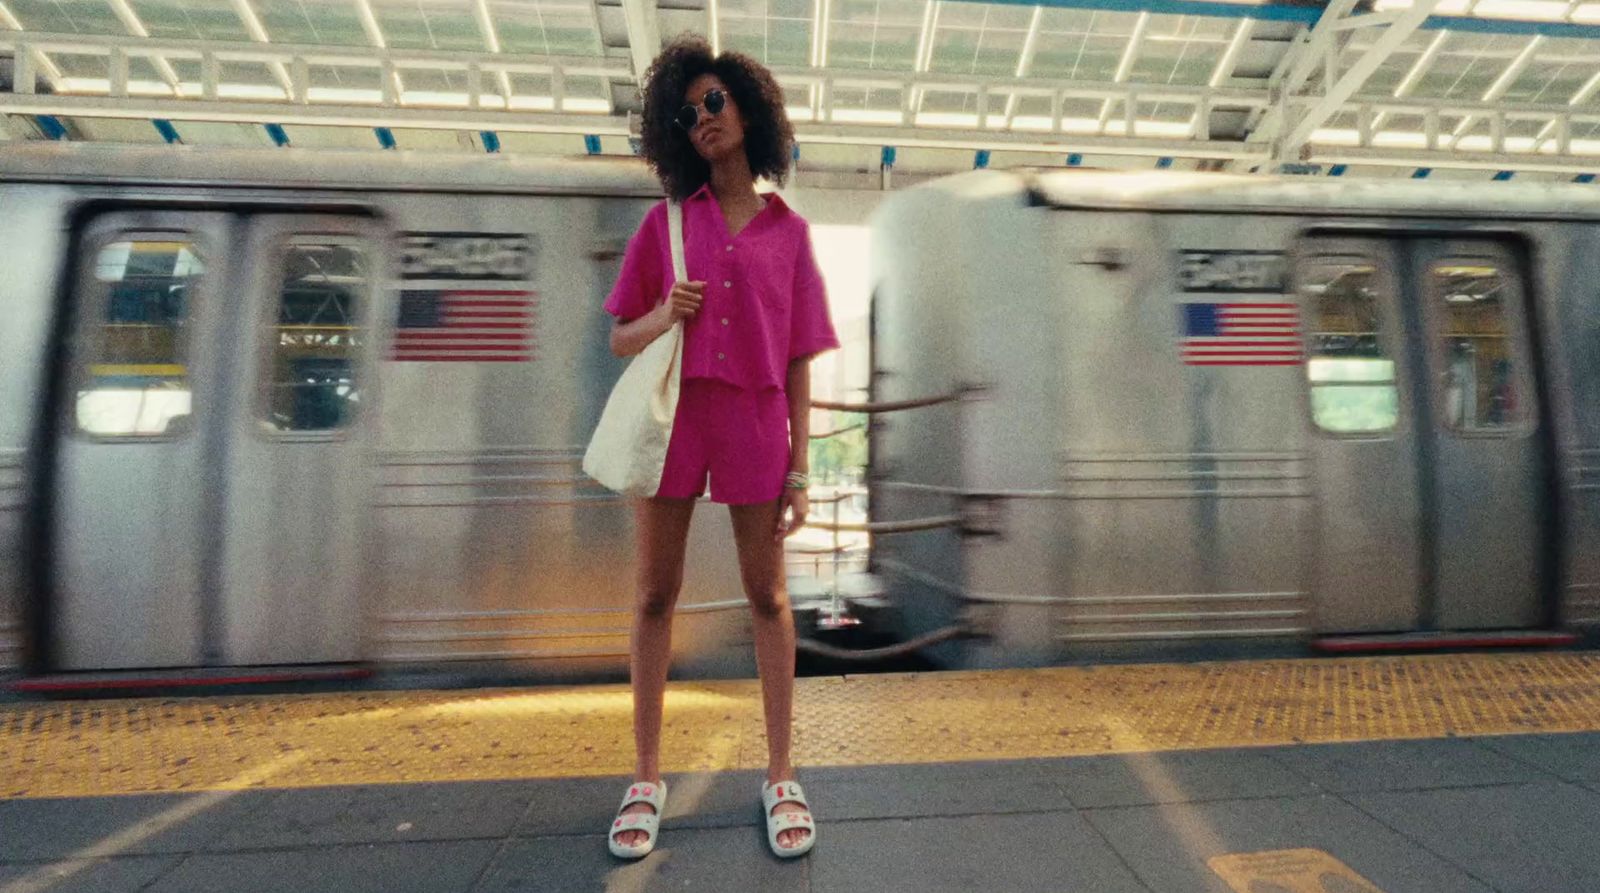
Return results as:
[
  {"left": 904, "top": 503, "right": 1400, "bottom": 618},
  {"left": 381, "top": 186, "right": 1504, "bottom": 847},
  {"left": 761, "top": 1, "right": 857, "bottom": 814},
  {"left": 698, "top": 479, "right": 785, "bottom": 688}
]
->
[
  {"left": 607, "top": 780, "right": 667, "bottom": 859},
  {"left": 761, "top": 780, "right": 817, "bottom": 858}
]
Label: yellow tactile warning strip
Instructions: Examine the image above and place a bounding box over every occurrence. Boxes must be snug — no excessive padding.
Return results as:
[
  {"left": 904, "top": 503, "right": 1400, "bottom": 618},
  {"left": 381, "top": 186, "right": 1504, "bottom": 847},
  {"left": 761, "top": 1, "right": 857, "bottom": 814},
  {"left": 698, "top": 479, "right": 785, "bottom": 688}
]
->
[
  {"left": 1208, "top": 849, "right": 1384, "bottom": 893},
  {"left": 5, "top": 651, "right": 1600, "bottom": 799}
]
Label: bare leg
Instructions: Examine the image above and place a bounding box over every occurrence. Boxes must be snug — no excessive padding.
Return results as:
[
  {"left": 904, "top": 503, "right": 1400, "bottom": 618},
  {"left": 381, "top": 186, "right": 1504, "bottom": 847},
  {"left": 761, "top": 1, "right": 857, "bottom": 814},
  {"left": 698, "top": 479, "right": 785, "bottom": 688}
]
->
[
  {"left": 728, "top": 499, "right": 810, "bottom": 850},
  {"left": 615, "top": 495, "right": 696, "bottom": 848}
]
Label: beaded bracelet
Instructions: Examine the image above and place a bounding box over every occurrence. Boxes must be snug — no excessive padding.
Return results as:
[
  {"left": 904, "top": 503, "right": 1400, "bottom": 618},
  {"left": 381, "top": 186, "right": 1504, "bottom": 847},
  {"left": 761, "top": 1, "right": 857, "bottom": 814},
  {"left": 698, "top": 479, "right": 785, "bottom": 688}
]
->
[{"left": 784, "top": 471, "right": 810, "bottom": 490}]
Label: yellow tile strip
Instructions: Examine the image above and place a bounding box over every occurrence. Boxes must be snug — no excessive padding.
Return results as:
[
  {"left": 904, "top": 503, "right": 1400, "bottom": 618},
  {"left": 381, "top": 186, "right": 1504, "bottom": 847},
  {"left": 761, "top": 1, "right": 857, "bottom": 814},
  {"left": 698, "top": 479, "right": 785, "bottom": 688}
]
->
[
  {"left": 1208, "top": 849, "right": 1385, "bottom": 893},
  {"left": 4, "top": 651, "right": 1600, "bottom": 800}
]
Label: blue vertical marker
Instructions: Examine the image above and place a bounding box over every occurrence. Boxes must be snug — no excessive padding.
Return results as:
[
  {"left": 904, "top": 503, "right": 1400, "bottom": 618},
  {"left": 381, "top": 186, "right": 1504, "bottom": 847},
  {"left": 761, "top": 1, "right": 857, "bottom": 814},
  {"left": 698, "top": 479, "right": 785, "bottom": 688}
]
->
[
  {"left": 152, "top": 119, "right": 181, "bottom": 144},
  {"left": 35, "top": 115, "right": 68, "bottom": 140}
]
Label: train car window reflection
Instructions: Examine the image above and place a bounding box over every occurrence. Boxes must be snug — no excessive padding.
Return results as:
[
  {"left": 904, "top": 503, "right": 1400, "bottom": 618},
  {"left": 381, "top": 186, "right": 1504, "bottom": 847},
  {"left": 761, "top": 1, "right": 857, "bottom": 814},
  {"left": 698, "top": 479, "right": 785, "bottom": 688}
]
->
[
  {"left": 264, "top": 239, "right": 366, "bottom": 432},
  {"left": 1302, "top": 257, "right": 1399, "bottom": 434},
  {"left": 1432, "top": 262, "right": 1523, "bottom": 431},
  {"left": 76, "top": 238, "right": 202, "bottom": 437}
]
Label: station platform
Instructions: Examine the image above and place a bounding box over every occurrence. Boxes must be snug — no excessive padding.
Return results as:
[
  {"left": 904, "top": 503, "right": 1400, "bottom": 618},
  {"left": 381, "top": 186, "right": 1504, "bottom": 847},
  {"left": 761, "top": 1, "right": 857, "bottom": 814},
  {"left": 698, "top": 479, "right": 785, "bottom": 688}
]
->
[{"left": 4, "top": 651, "right": 1600, "bottom": 892}]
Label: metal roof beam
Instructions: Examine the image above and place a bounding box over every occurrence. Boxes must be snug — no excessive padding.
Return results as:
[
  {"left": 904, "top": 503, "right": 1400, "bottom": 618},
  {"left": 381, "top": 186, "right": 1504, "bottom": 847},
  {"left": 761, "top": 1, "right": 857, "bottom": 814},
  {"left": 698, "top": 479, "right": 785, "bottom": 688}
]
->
[
  {"left": 1003, "top": 5, "right": 1044, "bottom": 126},
  {"left": 939, "top": 0, "right": 1600, "bottom": 38},
  {"left": 0, "top": 89, "right": 1271, "bottom": 162},
  {"left": 908, "top": 0, "right": 941, "bottom": 119},
  {"left": 1278, "top": 0, "right": 1442, "bottom": 161},
  {"left": 104, "top": 0, "right": 184, "bottom": 96},
  {"left": 472, "top": 0, "right": 515, "bottom": 105},
  {"left": 1371, "top": 29, "right": 1447, "bottom": 130},
  {"left": 1308, "top": 144, "right": 1600, "bottom": 176},
  {"left": 0, "top": 1, "right": 64, "bottom": 87},
  {"left": 1243, "top": 0, "right": 1360, "bottom": 159},
  {"left": 0, "top": 91, "right": 634, "bottom": 134},
  {"left": 1098, "top": 10, "right": 1149, "bottom": 132},
  {"left": 228, "top": 0, "right": 295, "bottom": 97},
  {"left": 0, "top": 32, "right": 628, "bottom": 79},
  {"left": 353, "top": 0, "right": 406, "bottom": 99},
  {"left": 1209, "top": 18, "right": 1252, "bottom": 90},
  {"left": 620, "top": 0, "right": 661, "bottom": 85},
  {"left": 1448, "top": 35, "right": 1542, "bottom": 147}
]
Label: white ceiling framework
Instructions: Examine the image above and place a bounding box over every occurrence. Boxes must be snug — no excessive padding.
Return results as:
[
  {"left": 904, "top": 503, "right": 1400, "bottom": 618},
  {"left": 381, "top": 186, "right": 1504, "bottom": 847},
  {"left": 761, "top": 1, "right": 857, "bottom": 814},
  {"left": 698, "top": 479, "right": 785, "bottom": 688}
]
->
[{"left": 1, "top": 0, "right": 1600, "bottom": 180}]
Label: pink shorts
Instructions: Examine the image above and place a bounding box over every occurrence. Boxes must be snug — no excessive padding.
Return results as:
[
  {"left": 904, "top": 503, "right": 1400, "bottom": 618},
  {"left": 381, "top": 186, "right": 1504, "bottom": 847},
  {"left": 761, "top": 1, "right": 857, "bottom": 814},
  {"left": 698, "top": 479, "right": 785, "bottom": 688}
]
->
[{"left": 657, "top": 379, "right": 791, "bottom": 504}]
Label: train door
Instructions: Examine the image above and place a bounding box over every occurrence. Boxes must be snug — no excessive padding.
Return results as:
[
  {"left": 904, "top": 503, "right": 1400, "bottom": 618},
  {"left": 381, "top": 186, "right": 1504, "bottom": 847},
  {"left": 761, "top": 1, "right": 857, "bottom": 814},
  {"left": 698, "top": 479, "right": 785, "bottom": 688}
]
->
[
  {"left": 49, "top": 209, "right": 386, "bottom": 670},
  {"left": 1299, "top": 235, "right": 1548, "bottom": 633}
]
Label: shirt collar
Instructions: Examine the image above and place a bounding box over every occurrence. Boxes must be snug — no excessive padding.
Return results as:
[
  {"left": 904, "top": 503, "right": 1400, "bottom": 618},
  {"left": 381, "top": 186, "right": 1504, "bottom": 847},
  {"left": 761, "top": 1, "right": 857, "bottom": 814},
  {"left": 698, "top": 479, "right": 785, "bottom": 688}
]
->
[{"left": 684, "top": 182, "right": 791, "bottom": 217}]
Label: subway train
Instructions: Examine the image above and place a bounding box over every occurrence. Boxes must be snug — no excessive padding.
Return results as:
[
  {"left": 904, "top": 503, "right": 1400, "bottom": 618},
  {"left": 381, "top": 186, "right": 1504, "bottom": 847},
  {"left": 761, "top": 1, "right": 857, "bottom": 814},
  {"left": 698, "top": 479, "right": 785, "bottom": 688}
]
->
[
  {"left": 0, "top": 143, "right": 768, "bottom": 682},
  {"left": 4, "top": 143, "right": 1598, "bottom": 684},
  {"left": 869, "top": 169, "right": 1600, "bottom": 667}
]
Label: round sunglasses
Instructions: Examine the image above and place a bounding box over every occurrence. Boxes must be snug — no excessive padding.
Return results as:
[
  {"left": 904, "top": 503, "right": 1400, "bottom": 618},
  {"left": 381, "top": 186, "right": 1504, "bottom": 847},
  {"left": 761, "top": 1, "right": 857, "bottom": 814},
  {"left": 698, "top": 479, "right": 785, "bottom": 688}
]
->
[{"left": 674, "top": 88, "right": 727, "bottom": 132}]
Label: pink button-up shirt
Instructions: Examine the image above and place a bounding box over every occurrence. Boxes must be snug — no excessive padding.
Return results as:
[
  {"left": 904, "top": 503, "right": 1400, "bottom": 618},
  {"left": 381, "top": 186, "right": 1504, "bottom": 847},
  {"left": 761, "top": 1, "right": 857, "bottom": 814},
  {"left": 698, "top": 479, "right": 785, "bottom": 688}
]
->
[{"left": 604, "top": 184, "right": 840, "bottom": 392}]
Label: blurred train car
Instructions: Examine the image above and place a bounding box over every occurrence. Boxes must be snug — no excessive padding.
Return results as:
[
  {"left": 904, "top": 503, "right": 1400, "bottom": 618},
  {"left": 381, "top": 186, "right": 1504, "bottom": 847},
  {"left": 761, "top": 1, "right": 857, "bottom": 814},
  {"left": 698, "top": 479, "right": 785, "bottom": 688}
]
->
[
  {"left": 0, "top": 143, "right": 760, "bottom": 680},
  {"left": 869, "top": 169, "right": 1600, "bottom": 667}
]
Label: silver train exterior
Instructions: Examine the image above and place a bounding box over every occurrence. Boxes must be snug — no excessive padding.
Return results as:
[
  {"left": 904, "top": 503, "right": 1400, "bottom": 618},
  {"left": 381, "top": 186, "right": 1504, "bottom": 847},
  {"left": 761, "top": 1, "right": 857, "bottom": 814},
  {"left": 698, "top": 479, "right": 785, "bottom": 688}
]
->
[
  {"left": 0, "top": 144, "right": 756, "bottom": 679},
  {"left": 868, "top": 169, "right": 1600, "bottom": 667}
]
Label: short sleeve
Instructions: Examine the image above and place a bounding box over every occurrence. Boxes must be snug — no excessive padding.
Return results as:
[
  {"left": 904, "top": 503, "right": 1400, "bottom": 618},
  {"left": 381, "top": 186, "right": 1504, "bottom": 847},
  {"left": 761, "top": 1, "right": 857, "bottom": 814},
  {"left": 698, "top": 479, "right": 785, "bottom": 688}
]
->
[
  {"left": 788, "top": 223, "right": 841, "bottom": 362},
  {"left": 603, "top": 206, "right": 667, "bottom": 321}
]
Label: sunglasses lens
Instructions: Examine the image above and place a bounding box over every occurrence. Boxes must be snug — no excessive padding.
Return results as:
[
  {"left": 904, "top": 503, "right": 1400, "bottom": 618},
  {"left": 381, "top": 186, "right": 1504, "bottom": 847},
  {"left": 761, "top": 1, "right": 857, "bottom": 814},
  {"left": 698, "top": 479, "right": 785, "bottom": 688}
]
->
[
  {"left": 675, "top": 106, "right": 698, "bottom": 131},
  {"left": 704, "top": 89, "right": 725, "bottom": 115}
]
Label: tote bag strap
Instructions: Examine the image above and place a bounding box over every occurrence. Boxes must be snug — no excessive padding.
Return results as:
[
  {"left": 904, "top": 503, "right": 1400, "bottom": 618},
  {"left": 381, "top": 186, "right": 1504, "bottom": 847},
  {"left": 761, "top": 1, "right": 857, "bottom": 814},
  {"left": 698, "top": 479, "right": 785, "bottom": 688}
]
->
[{"left": 667, "top": 201, "right": 687, "bottom": 283}]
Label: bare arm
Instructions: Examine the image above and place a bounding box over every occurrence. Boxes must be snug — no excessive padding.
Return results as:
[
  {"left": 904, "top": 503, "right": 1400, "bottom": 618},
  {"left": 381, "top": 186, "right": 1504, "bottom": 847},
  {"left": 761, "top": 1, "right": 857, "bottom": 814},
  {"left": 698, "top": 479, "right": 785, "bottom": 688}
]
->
[
  {"left": 775, "top": 356, "right": 813, "bottom": 539},
  {"left": 785, "top": 357, "right": 812, "bottom": 474},
  {"left": 609, "top": 281, "right": 705, "bottom": 357}
]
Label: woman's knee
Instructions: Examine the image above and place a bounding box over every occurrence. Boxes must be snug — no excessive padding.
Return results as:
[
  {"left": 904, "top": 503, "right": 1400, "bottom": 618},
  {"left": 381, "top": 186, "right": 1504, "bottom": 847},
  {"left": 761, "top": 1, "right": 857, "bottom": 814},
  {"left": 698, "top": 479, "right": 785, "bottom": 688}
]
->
[
  {"left": 744, "top": 585, "right": 789, "bottom": 620},
  {"left": 637, "top": 580, "right": 682, "bottom": 618}
]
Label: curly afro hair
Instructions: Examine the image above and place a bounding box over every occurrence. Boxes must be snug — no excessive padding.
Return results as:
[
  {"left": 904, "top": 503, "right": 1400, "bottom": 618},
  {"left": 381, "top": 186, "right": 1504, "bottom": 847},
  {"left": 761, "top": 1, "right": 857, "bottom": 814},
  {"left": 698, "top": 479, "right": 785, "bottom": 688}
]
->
[{"left": 638, "top": 35, "right": 796, "bottom": 201}]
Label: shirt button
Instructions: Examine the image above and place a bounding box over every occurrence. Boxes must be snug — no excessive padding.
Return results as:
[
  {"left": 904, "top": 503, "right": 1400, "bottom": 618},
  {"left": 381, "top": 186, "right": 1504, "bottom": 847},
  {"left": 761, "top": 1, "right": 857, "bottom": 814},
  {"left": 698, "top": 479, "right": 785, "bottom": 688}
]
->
[
  {"left": 725, "top": 245, "right": 733, "bottom": 252},
  {"left": 723, "top": 280, "right": 732, "bottom": 288},
  {"left": 721, "top": 317, "right": 729, "bottom": 326},
  {"left": 717, "top": 352, "right": 726, "bottom": 360}
]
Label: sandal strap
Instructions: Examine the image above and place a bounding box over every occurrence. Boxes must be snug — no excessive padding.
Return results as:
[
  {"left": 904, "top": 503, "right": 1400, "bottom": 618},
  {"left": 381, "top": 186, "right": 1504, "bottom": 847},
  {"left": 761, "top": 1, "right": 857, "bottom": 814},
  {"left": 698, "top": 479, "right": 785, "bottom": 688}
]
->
[
  {"left": 617, "top": 781, "right": 667, "bottom": 813},
  {"left": 764, "top": 802, "right": 817, "bottom": 858},
  {"left": 767, "top": 812, "right": 813, "bottom": 829},
  {"left": 761, "top": 780, "right": 809, "bottom": 812},
  {"left": 611, "top": 813, "right": 661, "bottom": 837}
]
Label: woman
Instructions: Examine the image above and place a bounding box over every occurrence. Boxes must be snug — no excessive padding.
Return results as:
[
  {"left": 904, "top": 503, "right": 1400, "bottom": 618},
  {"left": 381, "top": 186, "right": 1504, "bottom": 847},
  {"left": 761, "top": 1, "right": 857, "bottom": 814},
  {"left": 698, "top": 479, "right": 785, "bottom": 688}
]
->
[{"left": 601, "top": 36, "right": 839, "bottom": 860}]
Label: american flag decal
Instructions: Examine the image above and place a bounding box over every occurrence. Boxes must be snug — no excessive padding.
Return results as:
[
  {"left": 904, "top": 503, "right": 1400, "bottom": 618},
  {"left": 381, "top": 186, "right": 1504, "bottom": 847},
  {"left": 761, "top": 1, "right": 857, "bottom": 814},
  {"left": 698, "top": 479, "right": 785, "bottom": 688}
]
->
[
  {"left": 391, "top": 289, "right": 536, "bottom": 362},
  {"left": 1180, "top": 302, "right": 1302, "bottom": 366}
]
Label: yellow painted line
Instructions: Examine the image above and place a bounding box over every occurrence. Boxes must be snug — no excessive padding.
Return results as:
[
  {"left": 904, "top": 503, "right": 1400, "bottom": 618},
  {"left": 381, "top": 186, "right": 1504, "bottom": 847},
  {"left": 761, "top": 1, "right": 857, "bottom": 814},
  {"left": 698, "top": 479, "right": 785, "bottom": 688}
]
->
[
  {"left": 5, "top": 651, "right": 1600, "bottom": 799},
  {"left": 88, "top": 364, "right": 187, "bottom": 377},
  {"left": 1208, "top": 849, "right": 1384, "bottom": 893}
]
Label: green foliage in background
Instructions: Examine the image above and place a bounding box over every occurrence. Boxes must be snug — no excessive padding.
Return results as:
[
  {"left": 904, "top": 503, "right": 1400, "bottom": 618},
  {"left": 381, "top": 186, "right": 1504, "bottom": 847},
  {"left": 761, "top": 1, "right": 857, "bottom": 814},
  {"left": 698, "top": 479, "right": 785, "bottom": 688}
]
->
[{"left": 807, "top": 411, "right": 868, "bottom": 485}]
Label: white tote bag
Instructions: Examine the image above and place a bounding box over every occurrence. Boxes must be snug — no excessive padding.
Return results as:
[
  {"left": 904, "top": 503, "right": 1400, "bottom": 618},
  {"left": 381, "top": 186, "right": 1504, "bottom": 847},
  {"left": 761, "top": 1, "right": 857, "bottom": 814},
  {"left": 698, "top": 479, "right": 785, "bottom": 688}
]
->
[{"left": 582, "top": 201, "right": 688, "bottom": 497}]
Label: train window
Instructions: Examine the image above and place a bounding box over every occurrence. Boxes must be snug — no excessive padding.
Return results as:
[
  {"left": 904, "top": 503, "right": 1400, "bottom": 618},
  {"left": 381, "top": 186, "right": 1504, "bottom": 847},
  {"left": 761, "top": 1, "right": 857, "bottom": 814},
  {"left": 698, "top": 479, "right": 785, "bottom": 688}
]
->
[
  {"left": 1430, "top": 261, "right": 1525, "bottom": 432},
  {"left": 262, "top": 238, "right": 367, "bottom": 433},
  {"left": 75, "top": 238, "right": 203, "bottom": 437},
  {"left": 1301, "top": 257, "right": 1399, "bottom": 434}
]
